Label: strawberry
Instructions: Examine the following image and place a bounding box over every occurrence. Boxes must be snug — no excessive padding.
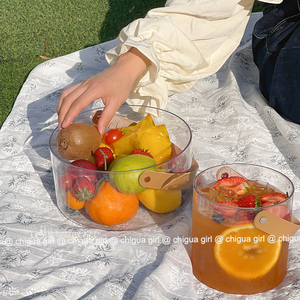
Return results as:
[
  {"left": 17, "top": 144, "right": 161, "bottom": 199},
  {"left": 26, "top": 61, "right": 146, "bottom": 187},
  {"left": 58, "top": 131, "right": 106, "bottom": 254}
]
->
[
  {"left": 213, "top": 176, "right": 250, "bottom": 196},
  {"left": 260, "top": 192, "right": 287, "bottom": 204},
  {"left": 215, "top": 201, "right": 238, "bottom": 218},
  {"left": 262, "top": 203, "right": 291, "bottom": 220},
  {"left": 58, "top": 173, "right": 74, "bottom": 191},
  {"left": 71, "top": 159, "right": 96, "bottom": 168},
  {"left": 130, "top": 149, "right": 153, "bottom": 158},
  {"left": 94, "top": 147, "right": 114, "bottom": 170},
  {"left": 72, "top": 176, "right": 95, "bottom": 202},
  {"left": 68, "top": 159, "right": 98, "bottom": 183},
  {"left": 237, "top": 194, "right": 261, "bottom": 208}
]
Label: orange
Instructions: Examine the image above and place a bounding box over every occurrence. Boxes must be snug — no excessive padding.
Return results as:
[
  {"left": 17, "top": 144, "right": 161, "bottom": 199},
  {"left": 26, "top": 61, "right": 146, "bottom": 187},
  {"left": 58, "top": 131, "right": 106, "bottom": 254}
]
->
[
  {"left": 65, "top": 189, "right": 85, "bottom": 210},
  {"left": 84, "top": 180, "right": 139, "bottom": 226},
  {"left": 214, "top": 223, "right": 282, "bottom": 280}
]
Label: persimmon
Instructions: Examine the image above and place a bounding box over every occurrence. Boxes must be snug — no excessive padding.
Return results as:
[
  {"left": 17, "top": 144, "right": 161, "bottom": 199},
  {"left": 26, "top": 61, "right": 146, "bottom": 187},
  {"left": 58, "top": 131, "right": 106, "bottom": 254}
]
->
[
  {"left": 84, "top": 180, "right": 139, "bottom": 226},
  {"left": 65, "top": 189, "right": 85, "bottom": 210}
]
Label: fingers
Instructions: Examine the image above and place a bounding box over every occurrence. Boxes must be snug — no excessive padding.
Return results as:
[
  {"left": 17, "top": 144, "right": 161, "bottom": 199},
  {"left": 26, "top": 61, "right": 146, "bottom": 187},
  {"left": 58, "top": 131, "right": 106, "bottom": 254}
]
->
[
  {"left": 97, "top": 101, "right": 123, "bottom": 136},
  {"left": 57, "top": 78, "right": 100, "bottom": 130},
  {"left": 57, "top": 83, "right": 80, "bottom": 114},
  {"left": 58, "top": 88, "right": 98, "bottom": 130},
  {"left": 57, "top": 83, "right": 86, "bottom": 130}
]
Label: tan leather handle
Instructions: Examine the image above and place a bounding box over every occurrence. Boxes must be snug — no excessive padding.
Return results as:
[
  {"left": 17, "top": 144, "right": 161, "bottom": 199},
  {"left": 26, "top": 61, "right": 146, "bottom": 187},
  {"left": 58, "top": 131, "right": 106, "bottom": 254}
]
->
[
  {"left": 254, "top": 211, "right": 300, "bottom": 238},
  {"left": 216, "top": 166, "right": 247, "bottom": 180},
  {"left": 139, "top": 157, "right": 199, "bottom": 190},
  {"left": 92, "top": 110, "right": 136, "bottom": 128}
]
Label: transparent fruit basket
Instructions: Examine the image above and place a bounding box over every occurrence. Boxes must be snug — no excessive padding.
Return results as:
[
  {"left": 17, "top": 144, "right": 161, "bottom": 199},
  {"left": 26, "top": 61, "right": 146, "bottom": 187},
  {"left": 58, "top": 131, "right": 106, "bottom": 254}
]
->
[{"left": 49, "top": 105, "right": 198, "bottom": 230}]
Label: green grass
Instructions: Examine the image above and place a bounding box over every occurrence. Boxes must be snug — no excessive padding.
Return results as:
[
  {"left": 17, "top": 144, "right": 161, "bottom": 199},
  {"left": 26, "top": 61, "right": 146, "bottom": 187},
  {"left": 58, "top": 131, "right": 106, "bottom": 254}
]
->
[{"left": 0, "top": 0, "right": 263, "bottom": 127}]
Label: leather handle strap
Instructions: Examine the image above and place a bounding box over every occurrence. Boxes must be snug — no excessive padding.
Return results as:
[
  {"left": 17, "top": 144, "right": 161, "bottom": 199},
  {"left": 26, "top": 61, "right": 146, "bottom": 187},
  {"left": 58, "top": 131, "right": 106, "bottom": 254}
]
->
[
  {"left": 254, "top": 211, "right": 300, "bottom": 238},
  {"left": 139, "top": 157, "right": 199, "bottom": 190}
]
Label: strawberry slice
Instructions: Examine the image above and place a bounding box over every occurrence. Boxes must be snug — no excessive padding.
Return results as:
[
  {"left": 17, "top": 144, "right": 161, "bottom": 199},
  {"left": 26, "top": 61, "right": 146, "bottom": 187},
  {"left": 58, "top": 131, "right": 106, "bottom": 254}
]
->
[
  {"left": 94, "top": 147, "right": 114, "bottom": 170},
  {"left": 260, "top": 192, "right": 287, "bottom": 204},
  {"left": 130, "top": 148, "right": 153, "bottom": 158},
  {"left": 263, "top": 203, "right": 291, "bottom": 220},
  {"left": 213, "top": 176, "right": 250, "bottom": 196},
  {"left": 237, "top": 194, "right": 261, "bottom": 208},
  {"left": 72, "top": 176, "right": 95, "bottom": 202},
  {"left": 215, "top": 201, "right": 238, "bottom": 218}
]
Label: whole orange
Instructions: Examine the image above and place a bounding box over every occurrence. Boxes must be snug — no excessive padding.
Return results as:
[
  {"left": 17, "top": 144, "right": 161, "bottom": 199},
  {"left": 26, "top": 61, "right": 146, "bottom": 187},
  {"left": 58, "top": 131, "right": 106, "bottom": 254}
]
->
[
  {"left": 65, "top": 189, "right": 85, "bottom": 210},
  {"left": 84, "top": 180, "right": 139, "bottom": 226}
]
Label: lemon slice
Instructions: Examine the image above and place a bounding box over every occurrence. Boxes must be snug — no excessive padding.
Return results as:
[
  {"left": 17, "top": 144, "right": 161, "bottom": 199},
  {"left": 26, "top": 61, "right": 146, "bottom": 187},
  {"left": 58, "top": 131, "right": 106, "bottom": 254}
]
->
[{"left": 214, "top": 223, "right": 282, "bottom": 280}]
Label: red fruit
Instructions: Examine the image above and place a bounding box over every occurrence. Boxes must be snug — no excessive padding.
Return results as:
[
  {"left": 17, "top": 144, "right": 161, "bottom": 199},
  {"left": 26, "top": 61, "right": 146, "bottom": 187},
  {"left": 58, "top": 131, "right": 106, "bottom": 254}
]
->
[
  {"left": 94, "top": 147, "right": 114, "bottom": 170},
  {"left": 72, "top": 176, "right": 95, "bottom": 202},
  {"left": 167, "top": 155, "right": 188, "bottom": 173},
  {"left": 67, "top": 159, "right": 98, "bottom": 183},
  {"left": 237, "top": 194, "right": 260, "bottom": 208},
  {"left": 105, "top": 129, "right": 123, "bottom": 145},
  {"left": 213, "top": 176, "right": 250, "bottom": 196},
  {"left": 130, "top": 149, "right": 153, "bottom": 158},
  {"left": 262, "top": 203, "right": 291, "bottom": 220},
  {"left": 235, "top": 210, "right": 257, "bottom": 223},
  {"left": 215, "top": 201, "right": 238, "bottom": 218},
  {"left": 71, "top": 159, "right": 98, "bottom": 170},
  {"left": 260, "top": 192, "right": 287, "bottom": 204},
  {"left": 221, "top": 172, "right": 229, "bottom": 179},
  {"left": 58, "top": 173, "right": 74, "bottom": 191}
]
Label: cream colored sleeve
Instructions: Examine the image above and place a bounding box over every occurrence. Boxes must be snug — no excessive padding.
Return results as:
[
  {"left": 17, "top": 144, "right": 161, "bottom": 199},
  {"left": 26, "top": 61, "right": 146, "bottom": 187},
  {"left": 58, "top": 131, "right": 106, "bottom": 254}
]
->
[
  {"left": 106, "top": 0, "right": 255, "bottom": 110},
  {"left": 258, "top": 0, "right": 282, "bottom": 4}
]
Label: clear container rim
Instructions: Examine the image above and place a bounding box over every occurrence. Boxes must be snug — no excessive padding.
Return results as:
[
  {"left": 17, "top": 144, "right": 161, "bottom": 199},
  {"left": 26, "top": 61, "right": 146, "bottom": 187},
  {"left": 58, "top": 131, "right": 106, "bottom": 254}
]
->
[
  {"left": 49, "top": 105, "right": 193, "bottom": 173},
  {"left": 193, "top": 163, "right": 295, "bottom": 210}
]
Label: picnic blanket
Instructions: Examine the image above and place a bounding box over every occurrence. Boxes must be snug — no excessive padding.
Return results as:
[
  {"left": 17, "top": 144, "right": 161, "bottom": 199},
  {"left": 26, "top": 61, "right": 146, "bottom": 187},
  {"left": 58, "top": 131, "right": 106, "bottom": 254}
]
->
[{"left": 1, "top": 12, "right": 300, "bottom": 299}]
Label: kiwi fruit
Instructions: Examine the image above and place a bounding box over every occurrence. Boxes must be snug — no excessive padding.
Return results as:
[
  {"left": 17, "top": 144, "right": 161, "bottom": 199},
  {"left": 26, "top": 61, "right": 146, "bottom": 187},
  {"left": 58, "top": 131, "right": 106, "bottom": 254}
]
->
[{"left": 56, "top": 122, "right": 102, "bottom": 160}]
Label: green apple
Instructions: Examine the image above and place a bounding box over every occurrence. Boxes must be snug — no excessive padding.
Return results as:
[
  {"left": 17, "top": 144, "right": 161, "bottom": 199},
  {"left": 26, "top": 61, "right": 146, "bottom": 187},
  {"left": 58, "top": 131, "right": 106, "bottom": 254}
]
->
[
  {"left": 108, "top": 154, "right": 127, "bottom": 171},
  {"left": 109, "top": 154, "right": 157, "bottom": 194}
]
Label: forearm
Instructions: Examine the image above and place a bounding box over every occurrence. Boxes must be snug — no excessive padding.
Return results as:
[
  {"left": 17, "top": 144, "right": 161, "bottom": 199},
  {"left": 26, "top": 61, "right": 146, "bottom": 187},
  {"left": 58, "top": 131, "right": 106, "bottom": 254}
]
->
[
  {"left": 107, "top": 0, "right": 255, "bottom": 97},
  {"left": 115, "top": 47, "right": 151, "bottom": 88}
]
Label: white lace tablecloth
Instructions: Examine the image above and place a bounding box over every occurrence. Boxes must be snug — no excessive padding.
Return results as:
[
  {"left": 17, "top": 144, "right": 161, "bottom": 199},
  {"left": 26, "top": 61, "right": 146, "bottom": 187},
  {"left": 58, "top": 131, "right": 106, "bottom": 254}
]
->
[{"left": 1, "top": 13, "right": 300, "bottom": 299}]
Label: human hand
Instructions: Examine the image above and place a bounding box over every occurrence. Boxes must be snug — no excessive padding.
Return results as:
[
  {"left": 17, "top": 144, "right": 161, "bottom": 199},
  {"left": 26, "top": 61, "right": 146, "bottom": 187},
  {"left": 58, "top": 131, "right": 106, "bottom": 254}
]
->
[{"left": 57, "top": 48, "right": 151, "bottom": 135}]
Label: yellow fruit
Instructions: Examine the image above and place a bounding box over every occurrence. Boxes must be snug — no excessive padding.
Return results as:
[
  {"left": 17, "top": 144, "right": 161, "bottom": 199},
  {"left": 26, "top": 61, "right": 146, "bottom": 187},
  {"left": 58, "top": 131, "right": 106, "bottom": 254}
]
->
[
  {"left": 138, "top": 189, "right": 182, "bottom": 213},
  {"left": 87, "top": 156, "right": 95, "bottom": 164},
  {"left": 214, "top": 223, "right": 282, "bottom": 280},
  {"left": 135, "top": 124, "right": 172, "bottom": 164},
  {"left": 135, "top": 113, "right": 155, "bottom": 128},
  {"left": 111, "top": 130, "right": 136, "bottom": 156},
  {"left": 111, "top": 114, "right": 155, "bottom": 156}
]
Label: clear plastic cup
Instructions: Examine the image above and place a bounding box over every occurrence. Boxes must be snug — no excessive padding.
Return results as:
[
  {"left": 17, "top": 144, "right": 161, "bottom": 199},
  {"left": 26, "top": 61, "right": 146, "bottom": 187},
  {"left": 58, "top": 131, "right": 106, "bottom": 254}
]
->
[{"left": 191, "top": 163, "right": 294, "bottom": 294}]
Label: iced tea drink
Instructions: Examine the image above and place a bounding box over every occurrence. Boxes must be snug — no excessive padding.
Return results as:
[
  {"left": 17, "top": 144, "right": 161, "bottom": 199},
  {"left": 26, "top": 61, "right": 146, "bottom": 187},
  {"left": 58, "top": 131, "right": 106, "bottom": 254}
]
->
[{"left": 191, "top": 164, "right": 294, "bottom": 294}]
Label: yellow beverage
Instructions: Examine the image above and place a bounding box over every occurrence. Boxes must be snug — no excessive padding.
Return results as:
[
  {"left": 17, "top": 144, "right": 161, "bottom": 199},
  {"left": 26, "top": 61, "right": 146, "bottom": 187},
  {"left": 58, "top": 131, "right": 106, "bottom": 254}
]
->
[{"left": 191, "top": 164, "right": 294, "bottom": 294}]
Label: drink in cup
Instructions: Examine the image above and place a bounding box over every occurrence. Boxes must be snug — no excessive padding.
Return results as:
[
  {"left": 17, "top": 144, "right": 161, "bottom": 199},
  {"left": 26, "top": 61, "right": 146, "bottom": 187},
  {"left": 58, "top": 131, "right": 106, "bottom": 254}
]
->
[{"left": 191, "top": 164, "right": 294, "bottom": 294}]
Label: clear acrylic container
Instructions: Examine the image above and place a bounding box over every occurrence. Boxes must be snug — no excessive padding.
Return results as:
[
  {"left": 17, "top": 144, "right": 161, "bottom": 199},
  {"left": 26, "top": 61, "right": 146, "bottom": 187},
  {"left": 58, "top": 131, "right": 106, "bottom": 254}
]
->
[{"left": 49, "top": 105, "right": 197, "bottom": 230}]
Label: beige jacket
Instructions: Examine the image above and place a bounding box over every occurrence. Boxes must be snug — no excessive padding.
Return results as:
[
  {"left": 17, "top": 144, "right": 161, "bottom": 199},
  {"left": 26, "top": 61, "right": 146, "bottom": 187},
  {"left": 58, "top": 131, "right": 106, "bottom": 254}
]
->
[{"left": 106, "top": 0, "right": 283, "bottom": 109}]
